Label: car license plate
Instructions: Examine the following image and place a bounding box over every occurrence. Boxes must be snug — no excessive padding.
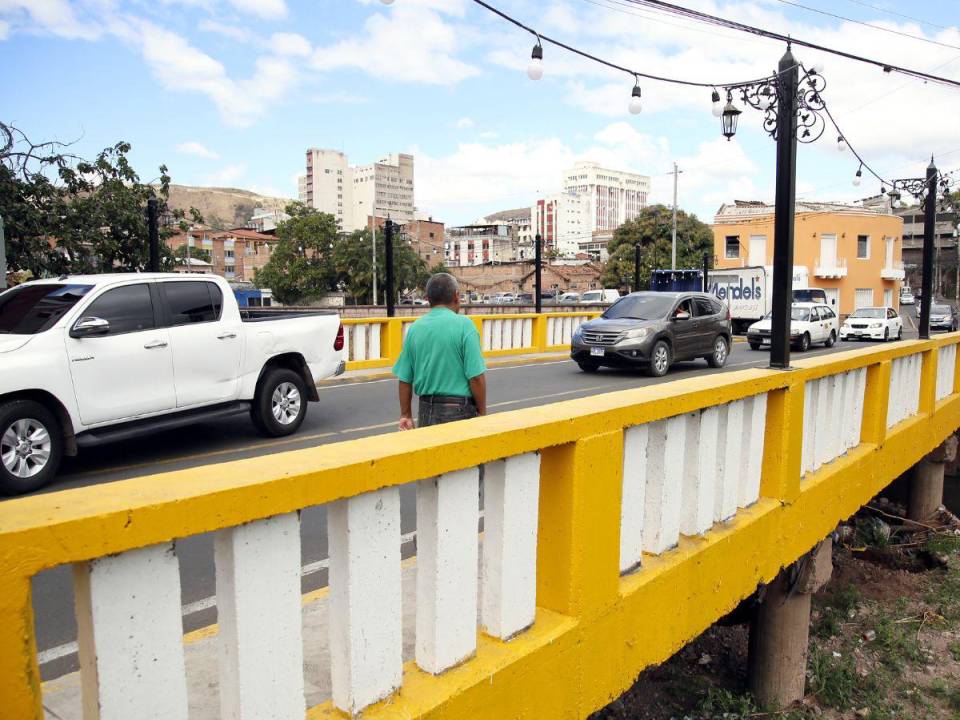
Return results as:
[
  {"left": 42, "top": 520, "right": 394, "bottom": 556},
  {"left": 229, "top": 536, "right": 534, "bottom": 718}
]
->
[{"left": 590, "top": 346, "right": 605, "bottom": 357}]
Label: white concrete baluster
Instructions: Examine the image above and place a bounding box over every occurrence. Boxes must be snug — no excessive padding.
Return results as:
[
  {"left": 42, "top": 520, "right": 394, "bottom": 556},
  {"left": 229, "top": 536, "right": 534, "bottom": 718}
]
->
[
  {"left": 328, "top": 488, "right": 402, "bottom": 715},
  {"left": 511, "top": 318, "right": 523, "bottom": 350},
  {"left": 482, "top": 319, "right": 493, "bottom": 351},
  {"left": 482, "top": 453, "right": 540, "bottom": 639},
  {"left": 828, "top": 373, "right": 845, "bottom": 462},
  {"left": 886, "top": 358, "right": 899, "bottom": 429},
  {"left": 717, "top": 400, "right": 743, "bottom": 521},
  {"left": 416, "top": 468, "right": 480, "bottom": 674},
  {"left": 801, "top": 381, "right": 816, "bottom": 476},
  {"left": 620, "top": 425, "right": 648, "bottom": 572},
  {"left": 739, "top": 394, "right": 767, "bottom": 508},
  {"left": 679, "top": 411, "right": 710, "bottom": 536},
  {"left": 522, "top": 318, "right": 533, "bottom": 349},
  {"left": 690, "top": 406, "right": 719, "bottom": 534},
  {"left": 909, "top": 353, "right": 922, "bottom": 416},
  {"left": 643, "top": 417, "right": 682, "bottom": 553},
  {"left": 491, "top": 319, "right": 503, "bottom": 351},
  {"left": 214, "top": 513, "right": 304, "bottom": 720},
  {"left": 343, "top": 325, "right": 352, "bottom": 361},
  {"left": 562, "top": 316, "right": 573, "bottom": 344},
  {"left": 852, "top": 367, "right": 867, "bottom": 445},
  {"left": 368, "top": 323, "right": 381, "bottom": 361},
  {"left": 937, "top": 346, "right": 952, "bottom": 400},
  {"left": 814, "top": 378, "right": 833, "bottom": 470},
  {"left": 354, "top": 325, "right": 368, "bottom": 362},
  {"left": 74, "top": 543, "right": 189, "bottom": 720}
]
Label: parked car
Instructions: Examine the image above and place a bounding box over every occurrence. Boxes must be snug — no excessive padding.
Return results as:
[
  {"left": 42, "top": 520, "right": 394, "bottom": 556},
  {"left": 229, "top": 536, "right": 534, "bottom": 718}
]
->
[
  {"left": 491, "top": 293, "right": 517, "bottom": 304},
  {"left": 570, "top": 292, "right": 732, "bottom": 377},
  {"left": 899, "top": 290, "right": 915, "bottom": 306},
  {"left": 840, "top": 306, "right": 902, "bottom": 342},
  {"left": 558, "top": 292, "right": 580, "bottom": 303},
  {"left": 399, "top": 297, "right": 428, "bottom": 306},
  {"left": 518, "top": 293, "right": 534, "bottom": 304},
  {"left": 580, "top": 289, "right": 622, "bottom": 305},
  {"left": 929, "top": 303, "right": 959, "bottom": 332},
  {"left": 0, "top": 274, "right": 345, "bottom": 494},
  {"left": 746, "top": 302, "right": 839, "bottom": 352}
]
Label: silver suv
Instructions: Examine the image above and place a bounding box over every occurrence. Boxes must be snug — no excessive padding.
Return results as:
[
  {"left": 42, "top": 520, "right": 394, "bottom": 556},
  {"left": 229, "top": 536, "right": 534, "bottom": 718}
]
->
[{"left": 571, "top": 292, "right": 733, "bottom": 377}]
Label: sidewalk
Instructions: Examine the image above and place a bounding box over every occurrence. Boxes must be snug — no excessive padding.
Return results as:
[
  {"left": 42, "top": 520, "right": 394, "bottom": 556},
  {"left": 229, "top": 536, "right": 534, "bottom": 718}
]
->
[{"left": 43, "top": 559, "right": 426, "bottom": 719}]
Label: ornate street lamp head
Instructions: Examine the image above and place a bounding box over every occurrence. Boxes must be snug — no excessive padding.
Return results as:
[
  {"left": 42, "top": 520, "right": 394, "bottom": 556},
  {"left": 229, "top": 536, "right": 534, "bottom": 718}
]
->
[{"left": 721, "top": 95, "right": 742, "bottom": 141}]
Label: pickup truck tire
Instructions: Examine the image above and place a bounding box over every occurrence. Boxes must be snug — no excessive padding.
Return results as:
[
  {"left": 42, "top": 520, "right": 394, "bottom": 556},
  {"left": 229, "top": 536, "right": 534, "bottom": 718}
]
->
[
  {"left": 252, "top": 368, "right": 308, "bottom": 437},
  {"left": 0, "top": 400, "right": 63, "bottom": 495}
]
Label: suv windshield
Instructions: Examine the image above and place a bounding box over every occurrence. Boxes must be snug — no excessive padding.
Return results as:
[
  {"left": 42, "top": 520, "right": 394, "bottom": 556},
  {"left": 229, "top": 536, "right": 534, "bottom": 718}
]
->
[
  {"left": 851, "top": 308, "right": 884, "bottom": 319},
  {"left": 932, "top": 305, "right": 952, "bottom": 314},
  {"left": 0, "top": 284, "right": 94, "bottom": 335},
  {"left": 603, "top": 294, "right": 675, "bottom": 320}
]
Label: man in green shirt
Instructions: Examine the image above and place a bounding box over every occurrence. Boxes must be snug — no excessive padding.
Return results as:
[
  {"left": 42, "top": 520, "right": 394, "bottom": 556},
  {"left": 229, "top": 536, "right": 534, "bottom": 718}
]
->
[{"left": 393, "top": 273, "right": 487, "bottom": 430}]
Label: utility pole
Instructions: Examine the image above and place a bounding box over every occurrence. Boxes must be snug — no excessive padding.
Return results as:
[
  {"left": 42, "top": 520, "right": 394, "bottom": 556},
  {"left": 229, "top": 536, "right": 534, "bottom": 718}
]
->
[
  {"left": 147, "top": 197, "right": 160, "bottom": 273},
  {"left": 371, "top": 214, "right": 378, "bottom": 306},
  {"left": 534, "top": 234, "right": 543, "bottom": 314},
  {"left": 385, "top": 219, "right": 396, "bottom": 318},
  {"left": 769, "top": 46, "right": 799, "bottom": 370},
  {"left": 0, "top": 214, "right": 6, "bottom": 290},
  {"left": 634, "top": 243, "right": 641, "bottom": 292},
  {"left": 670, "top": 162, "right": 682, "bottom": 270},
  {"left": 919, "top": 158, "right": 938, "bottom": 340}
]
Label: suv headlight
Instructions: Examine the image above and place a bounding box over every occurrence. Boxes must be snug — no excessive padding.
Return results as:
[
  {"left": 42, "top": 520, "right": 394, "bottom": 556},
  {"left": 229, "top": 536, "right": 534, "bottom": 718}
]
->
[{"left": 622, "top": 328, "right": 649, "bottom": 341}]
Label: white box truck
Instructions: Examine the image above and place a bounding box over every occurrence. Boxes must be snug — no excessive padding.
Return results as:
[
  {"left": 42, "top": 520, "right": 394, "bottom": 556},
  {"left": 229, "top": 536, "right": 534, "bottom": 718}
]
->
[{"left": 708, "top": 266, "right": 819, "bottom": 333}]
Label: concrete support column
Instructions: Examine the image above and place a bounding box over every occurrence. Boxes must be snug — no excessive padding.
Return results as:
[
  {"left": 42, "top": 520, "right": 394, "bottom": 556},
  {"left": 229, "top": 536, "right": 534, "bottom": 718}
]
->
[
  {"left": 908, "top": 435, "right": 957, "bottom": 522},
  {"left": 749, "top": 538, "right": 833, "bottom": 710}
]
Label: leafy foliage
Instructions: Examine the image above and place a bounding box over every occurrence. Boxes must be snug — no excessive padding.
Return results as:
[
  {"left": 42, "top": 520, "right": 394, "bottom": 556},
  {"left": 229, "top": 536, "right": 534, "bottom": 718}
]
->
[
  {"left": 254, "top": 205, "right": 430, "bottom": 305},
  {"left": 600, "top": 204, "right": 714, "bottom": 289},
  {"left": 0, "top": 121, "right": 200, "bottom": 277}
]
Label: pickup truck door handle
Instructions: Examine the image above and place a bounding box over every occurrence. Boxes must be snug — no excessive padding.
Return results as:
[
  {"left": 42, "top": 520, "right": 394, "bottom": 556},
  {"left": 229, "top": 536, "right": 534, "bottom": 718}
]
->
[
  {"left": 217, "top": 332, "right": 238, "bottom": 340},
  {"left": 144, "top": 339, "right": 168, "bottom": 350}
]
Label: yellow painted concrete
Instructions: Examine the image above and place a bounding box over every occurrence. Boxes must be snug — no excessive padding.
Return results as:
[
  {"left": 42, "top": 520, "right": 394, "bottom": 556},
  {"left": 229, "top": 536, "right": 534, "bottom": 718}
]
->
[
  {"left": 714, "top": 209, "right": 905, "bottom": 315},
  {"left": 4, "top": 332, "right": 960, "bottom": 719}
]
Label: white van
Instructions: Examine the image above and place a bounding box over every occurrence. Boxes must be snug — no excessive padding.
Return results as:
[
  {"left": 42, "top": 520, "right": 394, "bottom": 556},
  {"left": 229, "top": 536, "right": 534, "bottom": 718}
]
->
[{"left": 580, "top": 289, "right": 621, "bottom": 305}]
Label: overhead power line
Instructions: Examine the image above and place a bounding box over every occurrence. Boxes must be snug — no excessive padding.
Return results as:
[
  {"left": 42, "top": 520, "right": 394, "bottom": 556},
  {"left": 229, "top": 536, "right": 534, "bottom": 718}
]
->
[
  {"left": 771, "top": 0, "right": 960, "bottom": 53},
  {"left": 619, "top": 0, "right": 960, "bottom": 88},
  {"left": 840, "top": 0, "right": 949, "bottom": 32}
]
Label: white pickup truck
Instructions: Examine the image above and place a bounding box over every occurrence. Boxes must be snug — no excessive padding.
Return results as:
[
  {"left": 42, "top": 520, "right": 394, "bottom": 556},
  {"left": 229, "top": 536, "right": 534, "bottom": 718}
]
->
[{"left": 0, "top": 273, "right": 345, "bottom": 494}]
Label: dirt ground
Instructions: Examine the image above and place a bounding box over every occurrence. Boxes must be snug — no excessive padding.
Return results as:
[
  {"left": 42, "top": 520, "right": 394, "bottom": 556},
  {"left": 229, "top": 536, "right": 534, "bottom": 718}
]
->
[{"left": 592, "top": 497, "right": 960, "bottom": 720}]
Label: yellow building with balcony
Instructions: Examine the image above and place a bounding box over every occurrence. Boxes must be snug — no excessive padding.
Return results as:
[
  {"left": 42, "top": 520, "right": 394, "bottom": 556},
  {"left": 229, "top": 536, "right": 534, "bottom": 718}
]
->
[{"left": 712, "top": 201, "right": 905, "bottom": 316}]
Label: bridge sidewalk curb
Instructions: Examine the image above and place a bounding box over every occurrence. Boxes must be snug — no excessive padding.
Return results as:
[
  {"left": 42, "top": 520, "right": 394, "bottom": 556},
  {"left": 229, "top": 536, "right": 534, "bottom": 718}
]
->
[{"left": 321, "top": 338, "right": 748, "bottom": 387}]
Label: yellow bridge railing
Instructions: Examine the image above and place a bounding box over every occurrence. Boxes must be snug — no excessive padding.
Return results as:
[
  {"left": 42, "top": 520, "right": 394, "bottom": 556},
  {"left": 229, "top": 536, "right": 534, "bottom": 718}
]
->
[
  {"left": 1, "top": 335, "right": 959, "bottom": 718},
  {"left": 340, "top": 311, "right": 601, "bottom": 370}
]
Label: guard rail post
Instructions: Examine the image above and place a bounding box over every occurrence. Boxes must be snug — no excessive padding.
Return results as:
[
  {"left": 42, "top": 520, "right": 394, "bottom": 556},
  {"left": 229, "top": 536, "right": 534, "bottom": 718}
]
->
[
  {"left": 861, "top": 360, "right": 892, "bottom": 447},
  {"left": 532, "top": 314, "right": 549, "bottom": 353},
  {"left": 759, "top": 377, "right": 804, "bottom": 503},
  {"left": 0, "top": 575, "right": 40, "bottom": 718},
  {"left": 382, "top": 318, "right": 403, "bottom": 366}
]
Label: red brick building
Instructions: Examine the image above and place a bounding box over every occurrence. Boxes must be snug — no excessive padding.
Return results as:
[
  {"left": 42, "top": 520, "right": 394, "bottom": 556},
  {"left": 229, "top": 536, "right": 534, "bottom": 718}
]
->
[{"left": 166, "top": 229, "right": 278, "bottom": 282}]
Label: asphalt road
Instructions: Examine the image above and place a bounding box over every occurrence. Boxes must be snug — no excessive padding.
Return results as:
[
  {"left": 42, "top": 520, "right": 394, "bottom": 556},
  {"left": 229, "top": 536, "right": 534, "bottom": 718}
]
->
[{"left": 25, "top": 336, "right": 911, "bottom": 679}]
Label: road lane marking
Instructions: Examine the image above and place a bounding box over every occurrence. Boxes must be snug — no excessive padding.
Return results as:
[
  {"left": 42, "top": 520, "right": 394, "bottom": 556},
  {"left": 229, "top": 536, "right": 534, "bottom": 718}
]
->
[{"left": 36, "top": 528, "right": 421, "bottom": 667}]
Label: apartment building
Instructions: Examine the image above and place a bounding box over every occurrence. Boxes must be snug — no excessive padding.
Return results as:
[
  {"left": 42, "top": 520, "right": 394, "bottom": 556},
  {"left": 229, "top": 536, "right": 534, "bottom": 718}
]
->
[
  {"left": 532, "top": 190, "right": 590, "bottom": 257},
  {"left": 369, "top": 214, "right": 446, "bottom": 268},
  {"left": 445, "top": 225, "right": 516, "bottom": 267},
  {"left": 563, "top": 161, "right": 650, "bottom": 233},
  {"left": 166, "top": 228, "right": 278, "bottom": 282},
  {"left": 713, "top": 201, "right": 905, "bottom": 315},
  {"left": 302, "top": 149, "right": 351, "bottom": 231},
  {"left": 476, "top": 207, "right": 535, "bottom": 259}
]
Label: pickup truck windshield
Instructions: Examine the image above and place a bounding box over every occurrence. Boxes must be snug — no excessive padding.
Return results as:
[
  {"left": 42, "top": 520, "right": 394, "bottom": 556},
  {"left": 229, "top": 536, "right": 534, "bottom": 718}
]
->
[
  {"left": 603, "top": 295, "right": 674, "bottom": 320},
  {"left": 0, "top": 284, "right": 94, "bottom": 335}
]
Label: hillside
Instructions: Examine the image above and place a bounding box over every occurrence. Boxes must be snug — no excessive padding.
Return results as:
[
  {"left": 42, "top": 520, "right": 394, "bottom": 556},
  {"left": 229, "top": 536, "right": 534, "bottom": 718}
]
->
[{"left": 165, "top": 185, "right": 293, "bottom": 230}]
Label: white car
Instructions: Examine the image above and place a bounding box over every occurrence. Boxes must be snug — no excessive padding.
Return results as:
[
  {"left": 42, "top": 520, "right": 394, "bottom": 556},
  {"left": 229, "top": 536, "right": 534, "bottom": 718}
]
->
[
  {"left": 840, "top": 306, "right": 903, "bottom": 342},
  {"left": 580, "top": 289, "right": 621, "bottom": 305},
  {"left": 746, "top": 302, "right": 840, "bottom": 352},
  {"left": 900, "top": 291, "right": 915, "bottom": 306},
  {"left": 0, "top": 273, "right": 345, "bottom": 494}
]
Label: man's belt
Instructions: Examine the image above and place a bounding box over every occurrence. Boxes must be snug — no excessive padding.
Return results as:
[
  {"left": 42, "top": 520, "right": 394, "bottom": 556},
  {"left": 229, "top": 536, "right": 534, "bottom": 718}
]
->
[{"left": 419, "top": 395, "right": 474, "bottom": 405}]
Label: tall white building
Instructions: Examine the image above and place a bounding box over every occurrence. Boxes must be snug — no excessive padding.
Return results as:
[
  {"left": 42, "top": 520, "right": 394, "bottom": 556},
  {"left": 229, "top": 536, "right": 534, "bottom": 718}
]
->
[
  {"left": 301, "top": 149, "right": 415, "bottom": 233},
  {"left": 562, "top": 161, "right": 650, "bottom": 233},
  {"left": 532, "top": 190, "right": 590, "bottom": 258}
]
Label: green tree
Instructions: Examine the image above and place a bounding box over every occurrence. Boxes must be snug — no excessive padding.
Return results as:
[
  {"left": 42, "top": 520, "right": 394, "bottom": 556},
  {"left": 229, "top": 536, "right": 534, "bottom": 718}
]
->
[
  {"left": 428, "top": 261, "right": 451, "bottom": 276},
  {"left": 173, "top": 245, "right": 212, "bottom": 264},
  {"left": 0, "top": 121, "right": 199, "bottom": 276},
  {"left": 331, "top": 228, "right": 429, "bottom": 305},
  {"left": 253, "top": 203, "right": 338, "bottom": 305},
  {"left": 601, "top": 204, "right": 714, "bottom": 288}
]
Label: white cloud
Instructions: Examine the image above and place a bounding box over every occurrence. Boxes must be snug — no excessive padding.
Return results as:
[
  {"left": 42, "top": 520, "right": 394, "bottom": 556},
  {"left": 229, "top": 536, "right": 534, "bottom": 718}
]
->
[
  {"left": 270, "top": 31, "right": 310, "bottom": 56},
  {"left": 311, "top": 2, "right": 478, "bottom": 85},
  {"left": 227, "top": 0, "right": 287, "bottom": 20},
  {"left": 455, "top": 117, "right": 474, "bottom": 129},
  {"left": 175, "top": 141, "right": 219, "bottom": 159},
  {"left": 198, "top": 20, "right": 253, "bottom": 42},
  {"left": 0, "top": 19, "right": 8, "bottom": 39},
  {"left": 204, "top": 163, "right": 247, "bottom": 186},
  {"left": 0, "top": 0, "right": 100, "bottom": 39}
]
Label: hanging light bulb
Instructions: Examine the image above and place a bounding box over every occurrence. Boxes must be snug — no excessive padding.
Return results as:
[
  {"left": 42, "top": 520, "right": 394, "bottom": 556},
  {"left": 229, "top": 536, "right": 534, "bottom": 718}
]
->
[
  {"left": 853, "top": 165, "right": 862, "bottom": 187},
  {"left": 527, "top": 40, "right": 543, "bottom": 81},
  {"left": 837, "top": 135, "right": 847, "bottom": 152},
  {"left": 813, "top": 62, "right": 825, "bottom": 74},
  {"left": 629, "top": 78, "right": 643, "bottom": 115},
  {"left": 711, "top": 89, "right": 722, "bottom": 117},
  {"left": 758, "top": 85, "right": 773, "bottom": 110}
]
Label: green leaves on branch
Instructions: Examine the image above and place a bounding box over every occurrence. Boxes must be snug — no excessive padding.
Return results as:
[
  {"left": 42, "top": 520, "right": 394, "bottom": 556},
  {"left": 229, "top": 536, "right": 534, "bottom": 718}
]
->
[{"left": 600, "top": 204, "right": 715, "bottom": 289}]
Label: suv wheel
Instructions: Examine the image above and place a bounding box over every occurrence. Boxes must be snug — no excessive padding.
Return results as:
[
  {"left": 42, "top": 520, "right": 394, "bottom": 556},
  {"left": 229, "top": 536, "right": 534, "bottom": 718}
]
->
[
  {"left": 706, "top": 336, "right": 729, "bottom": 368},
  {"left": 0, "top": 400, "right": 63, "bottom": 495},
  {"left": 578, "top": 362, "right": 600, "bottom": 373},
  {"left": 647, "top": 340, "right": 671, "bottom": 377},
  {"left": 824, "top": 330, "right": 836, "bottom": 348},
  {"left": 252, "top": 368, "right": 308, "bottom": 437}
]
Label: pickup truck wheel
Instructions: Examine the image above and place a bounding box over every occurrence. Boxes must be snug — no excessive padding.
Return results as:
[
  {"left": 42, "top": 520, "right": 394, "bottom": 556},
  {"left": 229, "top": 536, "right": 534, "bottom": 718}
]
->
[
  {"left": 252, "top": 368, "right": 308, "bottom": 437},
  {"left": 0, "top": 400, "right": 62, "bottom": 495}
]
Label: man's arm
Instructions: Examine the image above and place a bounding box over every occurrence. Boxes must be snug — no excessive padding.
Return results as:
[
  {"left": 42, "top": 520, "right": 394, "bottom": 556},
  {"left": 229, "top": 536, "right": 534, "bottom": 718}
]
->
[
  {"left": 399, "top": 381, "right": 415, "bottom": 430},
  {"left": 468, "top": 374, "right": 487, "bottom": 416}
]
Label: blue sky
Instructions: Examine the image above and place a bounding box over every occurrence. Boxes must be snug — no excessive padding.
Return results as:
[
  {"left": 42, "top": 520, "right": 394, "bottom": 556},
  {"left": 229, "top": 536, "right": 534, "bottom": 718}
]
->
[{"left": 3, "top": 0, "right": 959, "bottom": 225}]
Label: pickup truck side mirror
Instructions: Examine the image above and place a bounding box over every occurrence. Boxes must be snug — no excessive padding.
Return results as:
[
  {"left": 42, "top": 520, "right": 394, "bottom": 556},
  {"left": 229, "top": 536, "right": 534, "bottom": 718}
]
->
[
  {"left": 70, "top": 316, "right": 110, "bottom": 338},
  {"left": 673, "top": 310, "right": 691, "bottom": 321}
]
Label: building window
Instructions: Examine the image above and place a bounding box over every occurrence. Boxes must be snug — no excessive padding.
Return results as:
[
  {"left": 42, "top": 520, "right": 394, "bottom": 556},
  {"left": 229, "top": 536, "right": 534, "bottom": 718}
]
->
[
  {"left": 857, "top": 235, "right": 870, "bottom": 259},
  {"left": 855, "top": 288, "right": 874, "bottom": 309},
  {"left": 725, "top": 236, "right": 740, "bottom": 259}
]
